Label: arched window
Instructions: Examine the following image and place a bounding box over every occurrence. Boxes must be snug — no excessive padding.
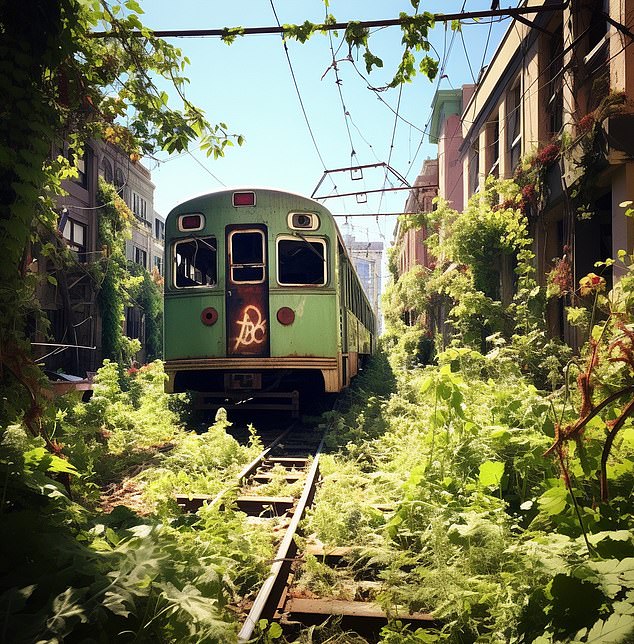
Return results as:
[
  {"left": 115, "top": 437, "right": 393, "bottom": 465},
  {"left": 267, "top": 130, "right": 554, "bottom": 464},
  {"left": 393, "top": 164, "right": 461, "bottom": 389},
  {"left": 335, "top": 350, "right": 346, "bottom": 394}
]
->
[
  {"left": 114, "top": 167, "right": 125, "bottom": 190},
  {"left": 102, "top": 158, "right": 113, "bottom": 184}
]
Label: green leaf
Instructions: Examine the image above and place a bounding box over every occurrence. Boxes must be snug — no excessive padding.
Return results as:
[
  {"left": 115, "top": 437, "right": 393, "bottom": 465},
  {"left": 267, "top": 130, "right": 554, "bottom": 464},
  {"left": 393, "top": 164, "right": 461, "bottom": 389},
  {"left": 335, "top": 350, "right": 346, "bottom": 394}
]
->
[
  {"left": 46, "top": 588, "right": 89, "bottom": 633},
  {"left": 582, "top": 613, "right": 634, "bottom": 642},
  {"left": 47, "top": 454, "right": 79, "bottom": 475},
  {"left": 537, "top": 486, "right": 568, "bottom": 515},
  {"left": 478, "top": 461, "right": 504, "bottom": 488},
  {"left": 419, "top": 376, "right": 433, "bottom": 394},
  {"left": 125, "top": 0, "right": 144, "bottom": 14},
  {"left": 268, "top": 622, "right": 283, "bottom": 638}
]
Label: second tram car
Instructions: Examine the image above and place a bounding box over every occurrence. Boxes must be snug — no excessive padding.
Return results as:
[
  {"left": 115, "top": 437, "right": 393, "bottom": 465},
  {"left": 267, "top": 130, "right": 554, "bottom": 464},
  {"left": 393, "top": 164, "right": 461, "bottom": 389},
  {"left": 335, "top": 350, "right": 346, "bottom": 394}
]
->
[{"left": 163, "top": 188, "right": 376, "bottom": 413}]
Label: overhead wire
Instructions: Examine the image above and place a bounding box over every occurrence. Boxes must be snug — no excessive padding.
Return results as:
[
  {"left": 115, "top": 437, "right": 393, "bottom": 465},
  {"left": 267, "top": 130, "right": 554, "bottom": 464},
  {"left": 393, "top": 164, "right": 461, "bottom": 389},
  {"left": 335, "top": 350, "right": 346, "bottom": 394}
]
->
[
  {"left": 185, "top": 149, "right": 226, "bottom": 186},
  {"left": 404, "top": 14, "right": 458, "bottom": 182},
  {"left": 459, "top": 26, "right": 477, "bottom": 83},
  {"left": 268, "top": 0, "right": 333, "bottom": 188},
  {"left": 325, "top": 15, "right": 372, "bottom": 202}
]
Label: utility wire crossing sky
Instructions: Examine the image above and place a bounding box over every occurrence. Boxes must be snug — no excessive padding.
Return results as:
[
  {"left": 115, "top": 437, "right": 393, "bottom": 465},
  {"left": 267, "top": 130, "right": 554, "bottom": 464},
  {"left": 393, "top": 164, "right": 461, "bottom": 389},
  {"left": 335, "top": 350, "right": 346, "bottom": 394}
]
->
[{"left": 140, "top": 1, "right": 521, "bottom": 246}]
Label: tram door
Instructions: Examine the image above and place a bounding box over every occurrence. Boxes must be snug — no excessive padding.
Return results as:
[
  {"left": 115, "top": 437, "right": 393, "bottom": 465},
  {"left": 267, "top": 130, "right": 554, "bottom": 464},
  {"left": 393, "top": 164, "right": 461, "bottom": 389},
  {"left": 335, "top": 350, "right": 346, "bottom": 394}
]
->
[{"left": 225, "top": 225, "right": 270, "bottom": 357}]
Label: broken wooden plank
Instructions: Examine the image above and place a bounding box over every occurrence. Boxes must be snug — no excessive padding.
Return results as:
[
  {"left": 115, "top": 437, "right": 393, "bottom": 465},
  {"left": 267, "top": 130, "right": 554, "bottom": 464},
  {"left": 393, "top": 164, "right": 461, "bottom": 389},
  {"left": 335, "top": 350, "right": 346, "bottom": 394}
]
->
[
  {"left": 252, "top": 472, "right": 304, "bottom": 483},
  {"left": 284, "top": 598, "right": 436, "bottom": 627},
  {"left": 236, "top": 495, "right": 295, "bottom": 516},
  {"left": 304, "top": 544, "right": 354, "bottom": 560}
]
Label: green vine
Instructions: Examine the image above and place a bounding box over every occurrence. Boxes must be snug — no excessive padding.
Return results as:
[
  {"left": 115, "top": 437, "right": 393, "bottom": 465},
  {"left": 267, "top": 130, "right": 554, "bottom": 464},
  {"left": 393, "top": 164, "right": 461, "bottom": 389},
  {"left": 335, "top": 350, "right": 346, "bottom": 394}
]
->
[
  {"left": 95, "top": 180, "right": 140, "bottom": 366},
  {"left": 384, "top": 176, "right": 571, "bottom": 387}
]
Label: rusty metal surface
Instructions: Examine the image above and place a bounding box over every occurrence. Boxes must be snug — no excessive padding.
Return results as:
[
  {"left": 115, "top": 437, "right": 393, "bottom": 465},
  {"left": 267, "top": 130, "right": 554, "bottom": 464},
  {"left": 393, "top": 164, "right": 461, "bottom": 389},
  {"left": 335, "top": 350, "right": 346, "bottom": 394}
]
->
[
  {"left": 164, "top": 356, "right": 338, "bottom": 370},
  {"left": 226, "top": 224, "right": 270, "bottom": 358}
]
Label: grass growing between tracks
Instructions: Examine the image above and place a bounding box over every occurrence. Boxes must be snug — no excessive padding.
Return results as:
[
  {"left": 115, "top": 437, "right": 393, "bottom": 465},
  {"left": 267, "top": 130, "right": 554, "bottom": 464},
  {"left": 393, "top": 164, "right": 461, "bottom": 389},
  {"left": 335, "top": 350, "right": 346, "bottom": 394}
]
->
[
  {"left": 0, "top": 360, "right": 276, "bottom": 643},
  {"left": 296, "top": 348, "right": 634, "bottom": 643}
]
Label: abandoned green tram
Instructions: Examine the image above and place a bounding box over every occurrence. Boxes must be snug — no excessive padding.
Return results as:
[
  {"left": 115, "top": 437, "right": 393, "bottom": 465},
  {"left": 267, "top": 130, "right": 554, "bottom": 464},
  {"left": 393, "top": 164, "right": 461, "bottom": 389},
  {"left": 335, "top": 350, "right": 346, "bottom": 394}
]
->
[{"left": 163, "top": 188, "right": 375, "bottom": 413}]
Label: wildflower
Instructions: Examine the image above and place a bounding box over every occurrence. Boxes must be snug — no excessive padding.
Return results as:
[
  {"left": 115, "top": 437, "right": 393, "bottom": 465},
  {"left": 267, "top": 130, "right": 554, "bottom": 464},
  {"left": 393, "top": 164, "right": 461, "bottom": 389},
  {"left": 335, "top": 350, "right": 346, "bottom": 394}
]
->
[
  {"left": 579, "top": 272, "right": 606, "bottom": 296},
  {"left": 522, "top": 184, "right": 536, "bottom": 200},
  {"left": 577, "top": 113, "right": 595, "bottom": 133},
  {"left": 547, "top": 255, "right": 573, "bottom": 296},
  {"left": 536, "top": 142, "right": 560, "bottom": 166}
]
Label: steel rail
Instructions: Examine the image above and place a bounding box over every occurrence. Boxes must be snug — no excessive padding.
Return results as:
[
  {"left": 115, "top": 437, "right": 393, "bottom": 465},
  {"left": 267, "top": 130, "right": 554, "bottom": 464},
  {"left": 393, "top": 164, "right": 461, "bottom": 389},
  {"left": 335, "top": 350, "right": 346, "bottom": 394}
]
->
[
  {"left": 237, "top": 435, "right": 325, "bottom": 643},
  {"left": 176, "top": 422, "right": 297, "bottom": 506},
  {"left": 236, "top": 424, "right": 295, "bottom": 483},
  {"left": 200, "top": 424, "right": 295, "bottom": 510}
]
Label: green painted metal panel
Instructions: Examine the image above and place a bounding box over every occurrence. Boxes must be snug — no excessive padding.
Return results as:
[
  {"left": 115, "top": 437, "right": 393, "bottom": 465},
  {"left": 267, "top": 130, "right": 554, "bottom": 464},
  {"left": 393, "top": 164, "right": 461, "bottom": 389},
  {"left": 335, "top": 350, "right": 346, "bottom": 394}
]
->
[
  {"left": 269, "top": 291, "right": 338, "bottom": 357},
  {"left": 164, "top": 293, "right": 225, "bottom": 360}
]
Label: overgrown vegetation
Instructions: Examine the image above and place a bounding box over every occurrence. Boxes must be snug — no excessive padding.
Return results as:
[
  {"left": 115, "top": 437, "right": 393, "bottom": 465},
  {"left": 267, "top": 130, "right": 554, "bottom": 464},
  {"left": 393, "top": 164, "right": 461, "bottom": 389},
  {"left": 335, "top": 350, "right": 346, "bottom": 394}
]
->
[
  {"left": 292, "top": 153, "right": 634, "bottom": 641},
  {"left": 0, "top": 361, "right": 274, "bottom": 642},
  {"left": 383, "top": 176, "right": 572, "bottom": 390},
  {"left": 300, "top": 325, "right": 634, "bottom": 642},
  {"left": 95, "top": 180, "right": 163, "bottom": 366}
]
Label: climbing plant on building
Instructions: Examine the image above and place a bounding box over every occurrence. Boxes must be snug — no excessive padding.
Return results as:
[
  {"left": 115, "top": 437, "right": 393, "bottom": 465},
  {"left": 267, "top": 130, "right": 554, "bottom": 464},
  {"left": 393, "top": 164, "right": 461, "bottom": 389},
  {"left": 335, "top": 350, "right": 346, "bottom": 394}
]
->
[{"left": 0, "top": 0, "right": 238, "bottom": 440}]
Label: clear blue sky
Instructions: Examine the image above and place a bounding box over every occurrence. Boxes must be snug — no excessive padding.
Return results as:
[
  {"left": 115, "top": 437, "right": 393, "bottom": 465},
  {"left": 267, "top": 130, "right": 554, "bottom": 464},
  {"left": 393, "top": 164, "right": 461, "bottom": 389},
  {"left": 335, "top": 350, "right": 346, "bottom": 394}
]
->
[{"left": 141, "top": 1, "right": 514, "bottom": 247}]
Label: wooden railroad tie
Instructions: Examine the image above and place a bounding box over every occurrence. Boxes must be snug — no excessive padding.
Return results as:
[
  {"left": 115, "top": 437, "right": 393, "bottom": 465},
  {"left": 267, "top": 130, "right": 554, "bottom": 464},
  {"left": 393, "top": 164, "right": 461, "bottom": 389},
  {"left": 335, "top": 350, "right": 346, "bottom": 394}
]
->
[
  {"left": 175, "top": 493, "right": 296, "bottom": 516},
  {"left": 282, "top": 598, "right": 436, "bottom": 629}
]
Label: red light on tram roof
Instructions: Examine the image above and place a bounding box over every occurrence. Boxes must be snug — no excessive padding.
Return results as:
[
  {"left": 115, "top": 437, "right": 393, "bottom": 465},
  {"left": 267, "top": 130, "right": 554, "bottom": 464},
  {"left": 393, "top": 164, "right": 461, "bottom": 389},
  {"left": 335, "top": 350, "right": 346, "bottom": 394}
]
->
[
  {"left": 232, "top": 191, "right": 256, "bottom": 207},
  {"left": 179, "top": 214, "right": 204, "bottom": 231},
  {"left": 277, "top": 307, "right": 295, "bottom": 326}
]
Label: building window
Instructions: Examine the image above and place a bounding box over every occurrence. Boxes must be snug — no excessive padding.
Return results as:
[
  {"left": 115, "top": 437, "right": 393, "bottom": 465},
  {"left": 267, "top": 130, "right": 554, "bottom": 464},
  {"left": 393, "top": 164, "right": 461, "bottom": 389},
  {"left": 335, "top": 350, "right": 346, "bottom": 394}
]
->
[
  {"left": 155, "top": 218, "right": 165, "bottom": 241},
  {"left": 488, "top": 117, "right": 500, "bottom": 178},
  {"left": 507, "top": 82, "right": 522, "bottom": 171},
  {"left": 131, "top": 192, "right": 147, "bottom": 220},
  {"left": 469, "top": 140, "right": 480, "bottom": 194},
  {"left": 153, "top": 255, "right": 163, "bottom": 276},
  {"left": 114, "top": 167, "right": 125, "bottom": 192},
  {"left": 174, "top": 237, "right": 217, "bottom": 288},
  {"left": 134, "top": 246, "right": 147, "bottom": 268},
  {"left": 587, "top": 0, "right": 608, "bottom": 55},
  {"left": 68, "top": 149, "right": 88, "bottom": 189},
  {"left": 125, "top": 306, "right": 143, "bottom": 341},
  {"left": 62, "top": 218, "right": 87, "bottom": 262},
  {"left": 102, "top": 158, "right": 113, "bottom": 184},
  {"left": 547, "top": 25, "right": 564, "bottom": 136}
]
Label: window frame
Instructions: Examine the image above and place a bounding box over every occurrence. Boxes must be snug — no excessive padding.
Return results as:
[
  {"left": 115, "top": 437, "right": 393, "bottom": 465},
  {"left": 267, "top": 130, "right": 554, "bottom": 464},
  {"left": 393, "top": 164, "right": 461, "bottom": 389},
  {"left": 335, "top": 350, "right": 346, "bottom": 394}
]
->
[
  {"left": 62, "top": 218, "right": 87, "bottom": 261},
  {"left": 228, "top": 228, "right": 266, "bottom": 285},
  {"left": 506, "top": 80, "right": 522, "bottom": 170},
  {"left": 134, "top": 246, "right": 147, "bottom": 268},
  {"left": 276, "top": 235, "right": 327, "bottom": 287},
  {"left": 173, "top": 235, "right": 218, "bottom": 289}
]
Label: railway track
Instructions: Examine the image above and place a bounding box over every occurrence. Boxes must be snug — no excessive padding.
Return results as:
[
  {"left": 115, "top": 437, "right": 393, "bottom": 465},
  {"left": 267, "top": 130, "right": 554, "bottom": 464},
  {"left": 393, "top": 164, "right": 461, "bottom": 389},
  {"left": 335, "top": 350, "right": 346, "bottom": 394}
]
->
[{"left": 177, "top": 421, "right": 436, "bottom": 641}]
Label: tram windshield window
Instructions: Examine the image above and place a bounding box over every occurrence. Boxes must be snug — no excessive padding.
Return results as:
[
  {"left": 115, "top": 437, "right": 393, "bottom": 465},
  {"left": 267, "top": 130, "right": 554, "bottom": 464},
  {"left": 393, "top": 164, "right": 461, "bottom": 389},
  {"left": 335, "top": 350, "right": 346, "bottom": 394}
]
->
[
  {"left": 174, "top": 237, "right": 217, "bottom": 287},
  {"left": 277, "top": 238, "right": 326, "bottom": 286},
  {"left": 230, "top": 230, "right": 265, "bottom": 283}
]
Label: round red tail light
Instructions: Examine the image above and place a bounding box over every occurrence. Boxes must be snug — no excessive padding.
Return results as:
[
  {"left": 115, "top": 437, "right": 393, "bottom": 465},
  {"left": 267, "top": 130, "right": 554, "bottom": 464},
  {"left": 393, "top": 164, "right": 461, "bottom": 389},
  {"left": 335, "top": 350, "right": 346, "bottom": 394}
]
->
[
  {"left": 277, "top": 307, "right": 295, "bottom": 326},
  {"left": 201, "top": 307, "right": 218, "bottom": 326}
]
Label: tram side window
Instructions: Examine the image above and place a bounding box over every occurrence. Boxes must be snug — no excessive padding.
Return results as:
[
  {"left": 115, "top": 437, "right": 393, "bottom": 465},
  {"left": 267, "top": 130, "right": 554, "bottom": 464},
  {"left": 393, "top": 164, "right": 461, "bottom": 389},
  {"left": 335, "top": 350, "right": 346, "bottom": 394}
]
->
[
  {"left": 174, "top": 237, "right": 217, "bottom": 288},
  {"left": 278, "top": 238, "right": 326, "bottom": 286}
]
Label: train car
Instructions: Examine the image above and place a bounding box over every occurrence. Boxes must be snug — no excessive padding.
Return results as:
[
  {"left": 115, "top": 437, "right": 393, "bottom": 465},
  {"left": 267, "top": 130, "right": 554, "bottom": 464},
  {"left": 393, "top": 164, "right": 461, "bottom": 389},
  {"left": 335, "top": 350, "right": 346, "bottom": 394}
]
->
[{"left": 163, "top": 187, "right": 376, "bottom": 414}]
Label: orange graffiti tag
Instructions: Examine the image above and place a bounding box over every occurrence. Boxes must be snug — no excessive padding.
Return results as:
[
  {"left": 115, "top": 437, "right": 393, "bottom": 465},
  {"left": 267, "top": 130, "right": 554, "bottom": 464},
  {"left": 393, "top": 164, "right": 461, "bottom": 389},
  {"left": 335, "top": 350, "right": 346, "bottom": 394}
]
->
[{"left": 234, "top": 305, "right": 267, "bottom": 349}]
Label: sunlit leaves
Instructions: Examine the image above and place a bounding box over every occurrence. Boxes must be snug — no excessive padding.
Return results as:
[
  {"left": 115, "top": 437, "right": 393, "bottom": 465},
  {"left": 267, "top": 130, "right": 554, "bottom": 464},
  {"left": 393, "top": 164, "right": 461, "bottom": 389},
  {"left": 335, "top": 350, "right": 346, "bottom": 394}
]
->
[
  {"left": 537, "top": 485, "right": 569, "bottom": 515},
  {"left": 478, "top": 460, "right": 505, "bottom": 488}
]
